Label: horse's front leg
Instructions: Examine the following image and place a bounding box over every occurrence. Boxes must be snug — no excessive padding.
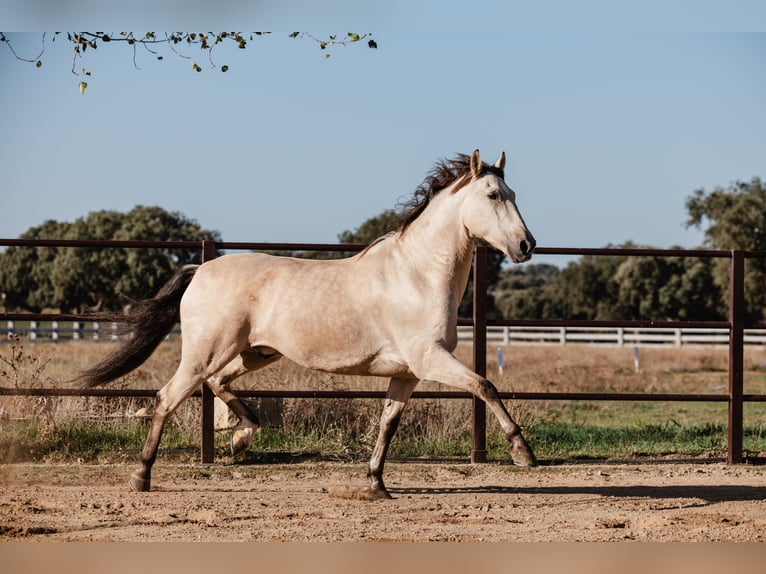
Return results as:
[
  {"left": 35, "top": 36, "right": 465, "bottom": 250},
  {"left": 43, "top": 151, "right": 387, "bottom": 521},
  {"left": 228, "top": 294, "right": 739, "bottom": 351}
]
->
[
  {"left": 415, "top": 346, "right": 537, "bottom": 467},
  {"left": 205, "top": 350, "right": 281, "bottom": 455},
  {"left": 327, "top": 377, "right": 418, "bottom": 501},
  {"left": 365, "top": 377, "right": 419, "bottom": 499}
]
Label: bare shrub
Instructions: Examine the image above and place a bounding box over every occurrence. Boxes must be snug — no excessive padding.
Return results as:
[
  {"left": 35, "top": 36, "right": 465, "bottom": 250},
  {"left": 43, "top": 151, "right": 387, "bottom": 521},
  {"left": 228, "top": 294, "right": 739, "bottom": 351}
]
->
[{"left": 0, "top": 336, "right": 58, "bottom": 434}]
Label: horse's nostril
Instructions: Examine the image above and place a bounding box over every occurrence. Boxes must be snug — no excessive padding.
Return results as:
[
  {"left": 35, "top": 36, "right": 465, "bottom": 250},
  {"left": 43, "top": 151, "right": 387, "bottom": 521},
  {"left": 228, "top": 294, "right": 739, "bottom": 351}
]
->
[{"left": 521, "top": 236, "right": 536, "bottom": 255}]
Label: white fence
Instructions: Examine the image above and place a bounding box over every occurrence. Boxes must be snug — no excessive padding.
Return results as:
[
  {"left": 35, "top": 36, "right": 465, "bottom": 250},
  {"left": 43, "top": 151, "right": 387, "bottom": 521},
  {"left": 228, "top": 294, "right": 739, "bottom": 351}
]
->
[
  {"left": 456, "top": 325, "right": 766, "bottom": 347},
  {"left": 4, "top": 320, "right": 766, "bottom": 347},
  {"left": 4, "top": 320, "right": 140, "bottom": 342}
]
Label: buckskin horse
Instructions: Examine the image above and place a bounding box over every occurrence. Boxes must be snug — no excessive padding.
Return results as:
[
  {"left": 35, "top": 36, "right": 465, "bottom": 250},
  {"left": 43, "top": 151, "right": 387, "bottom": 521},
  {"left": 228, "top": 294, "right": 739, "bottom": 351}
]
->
[{"left": 80, "top": 150, "right": 537, "bottom": 499}]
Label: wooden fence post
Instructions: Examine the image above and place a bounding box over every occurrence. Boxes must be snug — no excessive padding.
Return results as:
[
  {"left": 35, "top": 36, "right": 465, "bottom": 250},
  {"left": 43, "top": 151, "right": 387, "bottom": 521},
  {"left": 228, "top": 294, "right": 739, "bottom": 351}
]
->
[
  {"left": 471, "top": 245, "right": 488, "bottom": 463},
  {"left": 200, "top": 240, "right": 218, "bottom": 464}
]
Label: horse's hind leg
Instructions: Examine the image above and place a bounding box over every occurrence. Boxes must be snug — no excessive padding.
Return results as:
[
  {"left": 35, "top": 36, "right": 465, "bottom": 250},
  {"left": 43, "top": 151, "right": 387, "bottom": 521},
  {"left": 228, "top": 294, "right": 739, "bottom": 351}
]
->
[
  {"left": 130, "top": 365, "right": 205, "bottom": 492},
  {"left": 205, "top": 348, "right": 282, "bottom": 455}
]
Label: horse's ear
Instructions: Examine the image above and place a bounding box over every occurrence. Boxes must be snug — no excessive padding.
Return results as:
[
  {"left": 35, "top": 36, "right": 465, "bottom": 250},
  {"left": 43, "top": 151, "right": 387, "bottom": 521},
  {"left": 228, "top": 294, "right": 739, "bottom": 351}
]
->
[
  {"left": 494, "top": 151, "right": 506, "bottom": 172},
  {"left": 470, "top": 149, "right": 482, "bottom": 178}
]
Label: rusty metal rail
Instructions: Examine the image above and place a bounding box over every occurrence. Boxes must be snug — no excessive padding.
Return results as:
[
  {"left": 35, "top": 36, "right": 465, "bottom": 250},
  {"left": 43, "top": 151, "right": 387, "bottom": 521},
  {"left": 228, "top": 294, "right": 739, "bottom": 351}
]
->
[
  {"left": 2, "top": 238, "right": 766, "bottom": 464},
  {"left": 5, "top": 387, "right": 765, "bottom": 402}
]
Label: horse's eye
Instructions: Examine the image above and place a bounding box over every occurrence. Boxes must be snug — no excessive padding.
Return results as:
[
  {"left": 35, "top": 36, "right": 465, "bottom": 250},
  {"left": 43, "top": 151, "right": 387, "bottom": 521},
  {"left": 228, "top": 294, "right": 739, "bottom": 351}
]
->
[{"left": 487, "top": 191, "right": 500, "bottom": 201}]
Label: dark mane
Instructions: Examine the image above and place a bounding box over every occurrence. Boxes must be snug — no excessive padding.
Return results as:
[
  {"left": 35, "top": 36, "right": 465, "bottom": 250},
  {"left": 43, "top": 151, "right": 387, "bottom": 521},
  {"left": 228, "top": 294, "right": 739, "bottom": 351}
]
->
[{"left": 395, "top": 153, "right": 504, "bottom": 233}]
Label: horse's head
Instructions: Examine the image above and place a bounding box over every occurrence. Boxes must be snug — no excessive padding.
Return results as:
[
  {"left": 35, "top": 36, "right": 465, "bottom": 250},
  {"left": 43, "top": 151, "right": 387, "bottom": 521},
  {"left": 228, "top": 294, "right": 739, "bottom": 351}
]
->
[{"left": 459, "top": 149, "right": 535, "bottom": 263}]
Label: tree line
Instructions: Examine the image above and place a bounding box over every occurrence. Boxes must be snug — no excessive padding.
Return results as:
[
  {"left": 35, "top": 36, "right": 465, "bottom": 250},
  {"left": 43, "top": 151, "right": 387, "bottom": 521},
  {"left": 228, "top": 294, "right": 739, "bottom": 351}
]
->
[
  {"left": 497, "top": 177, "right": 766, "bottom": 323},
  {"left": 1, "top": 178, "right": 764, "bottom": 322},
  {"left": 0, "top": 206, "right": 220, "bottom": 313}
]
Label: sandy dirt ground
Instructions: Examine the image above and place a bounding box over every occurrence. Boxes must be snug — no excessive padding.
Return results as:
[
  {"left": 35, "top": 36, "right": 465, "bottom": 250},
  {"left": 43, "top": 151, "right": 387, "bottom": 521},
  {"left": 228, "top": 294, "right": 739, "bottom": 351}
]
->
[{"left": 2, "top": 459, "right": 766, "bottom": 542}]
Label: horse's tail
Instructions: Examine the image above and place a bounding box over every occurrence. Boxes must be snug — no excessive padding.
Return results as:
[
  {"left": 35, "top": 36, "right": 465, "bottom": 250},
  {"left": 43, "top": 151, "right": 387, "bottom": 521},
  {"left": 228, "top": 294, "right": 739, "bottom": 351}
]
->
[{"left": 78, "top": 264, "right": 200, "bottom": 388}]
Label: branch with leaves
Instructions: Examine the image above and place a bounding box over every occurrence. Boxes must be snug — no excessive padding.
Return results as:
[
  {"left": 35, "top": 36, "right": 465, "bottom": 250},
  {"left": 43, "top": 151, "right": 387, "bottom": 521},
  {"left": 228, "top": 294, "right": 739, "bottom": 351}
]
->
[{"left": 0, "top": 31, "right": 378, "bottom": 93}]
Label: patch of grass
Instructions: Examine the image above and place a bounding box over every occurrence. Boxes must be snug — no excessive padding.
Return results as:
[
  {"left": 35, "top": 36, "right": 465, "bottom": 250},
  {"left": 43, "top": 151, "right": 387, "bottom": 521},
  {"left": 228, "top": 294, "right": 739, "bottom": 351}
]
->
[
  {"left": 247, "top": 427, "right": 370, "bottom": 457},
  {"left": 4, "top": 417, "right": 766, "bottom": 464},
  {"left": 526, "top": 421, "right": 730, "bottom": 460},
  {"left": 0, "top": 419, "right": 198, "bottom": 463},
  {"left": 390, "top": 434, "right": 473, "bottom": 458}
]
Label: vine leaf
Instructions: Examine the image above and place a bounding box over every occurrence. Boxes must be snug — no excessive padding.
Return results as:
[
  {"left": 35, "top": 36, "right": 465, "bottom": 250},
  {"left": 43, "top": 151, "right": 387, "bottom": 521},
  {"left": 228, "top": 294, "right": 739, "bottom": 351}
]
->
[{"left": 1, "top": 32, "right": 379, "bottom": 93}]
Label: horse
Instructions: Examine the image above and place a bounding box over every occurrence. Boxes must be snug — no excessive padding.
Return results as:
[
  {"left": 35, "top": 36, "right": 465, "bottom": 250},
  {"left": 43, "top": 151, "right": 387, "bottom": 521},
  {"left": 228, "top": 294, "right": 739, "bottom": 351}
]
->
[{"left": 79, "top": 149, "right": 537, "bottom": 499}]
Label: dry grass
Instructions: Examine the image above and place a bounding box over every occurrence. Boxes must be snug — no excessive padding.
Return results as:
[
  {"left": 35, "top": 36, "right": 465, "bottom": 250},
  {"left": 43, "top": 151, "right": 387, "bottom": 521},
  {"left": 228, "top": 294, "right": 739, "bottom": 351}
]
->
[
  {"left": 2, "top": 338, "right": 766, "bottom": 461},
  {"left": 3, "top": 338, "right": 766, "bottom": 416}
]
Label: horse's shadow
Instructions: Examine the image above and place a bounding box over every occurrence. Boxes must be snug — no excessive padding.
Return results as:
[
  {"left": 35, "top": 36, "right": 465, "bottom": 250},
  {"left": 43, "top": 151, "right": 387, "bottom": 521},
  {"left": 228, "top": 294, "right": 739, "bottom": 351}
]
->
[
  {"left": 387, "top": 484, "right": 766, "bottom": 504},
  {"left": 232, "top": 454, "right": 766, "bottom": 503}
]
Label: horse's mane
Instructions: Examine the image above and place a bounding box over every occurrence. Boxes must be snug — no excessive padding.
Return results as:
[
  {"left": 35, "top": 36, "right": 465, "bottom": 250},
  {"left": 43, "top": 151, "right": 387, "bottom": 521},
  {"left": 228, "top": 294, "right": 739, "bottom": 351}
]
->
[
  {"left": 356, "top": 153, "right": 505, "bottom": 256},
  {"left": 395, "top": 153, "right": 504, "bottom": 234}
]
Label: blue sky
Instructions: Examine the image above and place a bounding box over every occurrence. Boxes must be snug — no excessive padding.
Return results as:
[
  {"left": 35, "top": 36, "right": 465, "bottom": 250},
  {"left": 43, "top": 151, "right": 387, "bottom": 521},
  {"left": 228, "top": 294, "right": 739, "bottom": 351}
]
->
[{"left": 2, "top": 3, "right": 765, "bottom": 267}]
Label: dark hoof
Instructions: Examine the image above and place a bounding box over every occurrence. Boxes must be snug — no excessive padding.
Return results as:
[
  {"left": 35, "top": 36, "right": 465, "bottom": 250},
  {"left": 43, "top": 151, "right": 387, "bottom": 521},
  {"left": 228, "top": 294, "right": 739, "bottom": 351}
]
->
[{"left": 129, "top": 472, "right": 151, "bottom": 492}]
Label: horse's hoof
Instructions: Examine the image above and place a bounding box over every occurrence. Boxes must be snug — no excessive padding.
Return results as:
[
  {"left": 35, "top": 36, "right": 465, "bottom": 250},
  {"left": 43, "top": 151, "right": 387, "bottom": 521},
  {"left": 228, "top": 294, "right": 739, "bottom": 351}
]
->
[
  {"left": 511, "top": 443, "right": 538, "bottom": 467},
  {"left": 230, "top": 427, "right": 254, "bottom": 456},
  {"left": 129, "top": 472, "right": 151, "bottom": 492},
  {"left": 365, "top": 487, "right": 393, "bottom": 500}
]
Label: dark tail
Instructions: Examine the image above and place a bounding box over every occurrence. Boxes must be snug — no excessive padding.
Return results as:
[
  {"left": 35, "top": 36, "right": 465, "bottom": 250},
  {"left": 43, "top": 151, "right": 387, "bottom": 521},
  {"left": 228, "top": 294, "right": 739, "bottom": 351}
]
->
[{"left": 78, "top": 265, "right": 199, "bottom": 387}]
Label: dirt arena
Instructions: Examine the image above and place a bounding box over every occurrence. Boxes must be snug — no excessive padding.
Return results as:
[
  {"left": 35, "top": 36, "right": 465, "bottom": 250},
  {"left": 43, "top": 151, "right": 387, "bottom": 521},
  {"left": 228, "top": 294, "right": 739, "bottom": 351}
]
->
[{"left": 2, "top": 459, "right": 766, "bottom": 542}]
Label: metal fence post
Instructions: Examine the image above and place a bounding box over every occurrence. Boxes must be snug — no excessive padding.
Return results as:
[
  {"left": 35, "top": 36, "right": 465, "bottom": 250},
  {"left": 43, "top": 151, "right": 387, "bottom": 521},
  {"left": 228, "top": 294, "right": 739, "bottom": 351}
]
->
[
  {"left": 471, "top": 245, "right": 488, "bottom": 463},
  {"left": 200, "top": 240, "right": 218, "bottom": 464},
  {"left": 728, "top": 250, "right": 745, "bottom": 464}
]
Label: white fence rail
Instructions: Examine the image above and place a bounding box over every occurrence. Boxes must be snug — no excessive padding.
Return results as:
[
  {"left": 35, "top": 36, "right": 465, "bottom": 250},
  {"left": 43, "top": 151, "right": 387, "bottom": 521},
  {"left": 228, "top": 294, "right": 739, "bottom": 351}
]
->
[
  {"left": 4, "top": 320, "right": 766, "bottom": 347},
  {"left": 457, "top": 325, "right": 766, "bottom": 347}
]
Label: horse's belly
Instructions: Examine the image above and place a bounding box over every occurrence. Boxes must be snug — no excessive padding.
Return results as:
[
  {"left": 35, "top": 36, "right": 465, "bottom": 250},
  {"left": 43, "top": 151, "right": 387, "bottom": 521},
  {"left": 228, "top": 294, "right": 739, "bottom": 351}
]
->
[
  {"left": 364, "top": 353, "right": 413, "bottom": 378},
  {"left": 258, "top": 325, "right": 410, "bottom": 377},
  {"left": 283, "top": 346, "right": 412, "bottom": 378}
]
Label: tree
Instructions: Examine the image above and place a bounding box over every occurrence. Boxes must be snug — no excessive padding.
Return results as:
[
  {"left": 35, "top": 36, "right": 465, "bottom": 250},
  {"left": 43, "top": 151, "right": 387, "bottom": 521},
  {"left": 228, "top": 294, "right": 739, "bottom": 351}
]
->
[
  {"left": 554, "top": 246, "right": 631, "bottom": 320},
  {"left": 494, "top": 263, "right": 562, "bottom": 319},
  {"left": 0, "top": 219, "right": 68, "bottom": 313},
  {"left": 686, "top": 177, "right": 766, "bottom": 321},
  {"left": 612, "top": 252, "right": 723, "bottom": 321},
  {"left": 0, "top": 206, "right": 220, "bottom": 313},
  {"left": 0, "top": 32, "right": 378, "bottom": 93}
]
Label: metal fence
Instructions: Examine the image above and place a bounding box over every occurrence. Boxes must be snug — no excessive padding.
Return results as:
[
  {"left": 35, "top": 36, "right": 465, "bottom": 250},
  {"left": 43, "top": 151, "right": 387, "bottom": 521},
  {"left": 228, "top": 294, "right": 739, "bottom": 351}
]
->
[{"left": 2, "top": 238, "right": 766, "bottom": 464}]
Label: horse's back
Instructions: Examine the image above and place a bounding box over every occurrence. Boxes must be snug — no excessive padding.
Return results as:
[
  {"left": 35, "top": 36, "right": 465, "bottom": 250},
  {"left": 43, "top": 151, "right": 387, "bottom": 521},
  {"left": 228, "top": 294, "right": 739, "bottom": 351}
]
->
[{"left": 180, "top": 251, "right": 412, "bottom": 375}]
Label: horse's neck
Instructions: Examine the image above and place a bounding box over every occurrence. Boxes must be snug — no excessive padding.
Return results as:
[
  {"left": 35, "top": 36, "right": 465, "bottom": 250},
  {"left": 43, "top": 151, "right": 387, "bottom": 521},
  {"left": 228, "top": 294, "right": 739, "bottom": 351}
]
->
[{"left": 392, "top": 189, "right": 475, "bottom": 305}]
